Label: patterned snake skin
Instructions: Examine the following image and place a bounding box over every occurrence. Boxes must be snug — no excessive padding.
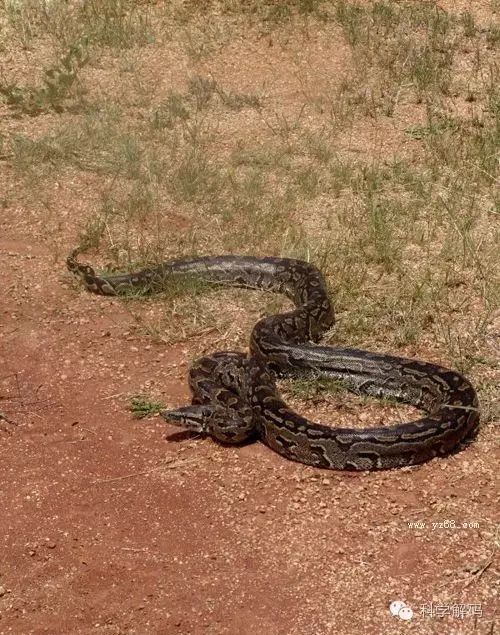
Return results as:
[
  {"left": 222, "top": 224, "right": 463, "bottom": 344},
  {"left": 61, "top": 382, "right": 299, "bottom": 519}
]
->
[{"left": 67, "top": 251, "right": 479, "bottom": 470}]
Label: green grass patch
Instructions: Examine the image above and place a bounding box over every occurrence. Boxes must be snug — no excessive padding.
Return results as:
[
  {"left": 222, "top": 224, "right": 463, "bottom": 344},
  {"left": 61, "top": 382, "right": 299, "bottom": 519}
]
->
[{"left": 129, "top": 395, "right": 165, "bottom": 419}]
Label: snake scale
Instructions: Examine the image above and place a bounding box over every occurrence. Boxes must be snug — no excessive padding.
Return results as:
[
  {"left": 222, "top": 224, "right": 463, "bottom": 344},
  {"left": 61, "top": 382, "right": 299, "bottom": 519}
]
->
[{"left": 67, "top": 251, "right": 479, "bottom": 470}]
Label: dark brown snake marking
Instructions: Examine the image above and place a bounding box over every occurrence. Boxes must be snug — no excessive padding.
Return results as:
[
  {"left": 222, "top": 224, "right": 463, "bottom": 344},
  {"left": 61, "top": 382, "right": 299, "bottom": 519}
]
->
[{"left": 67, "top": 250, "right": 479, "bottom": 470}]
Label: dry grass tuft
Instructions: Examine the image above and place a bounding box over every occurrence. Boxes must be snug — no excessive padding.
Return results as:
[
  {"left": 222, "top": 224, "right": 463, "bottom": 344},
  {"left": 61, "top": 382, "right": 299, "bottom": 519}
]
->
[{"left": 1, "top": 0, "right": 498, "bottom": 421}]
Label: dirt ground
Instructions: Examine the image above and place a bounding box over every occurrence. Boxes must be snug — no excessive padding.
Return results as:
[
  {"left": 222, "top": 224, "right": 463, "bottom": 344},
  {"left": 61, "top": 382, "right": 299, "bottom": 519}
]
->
[
  {"left": 1, "top": 3, "right": 499, "bottom": 635},
  {"left": 0, "top": 201, "right": 498, "bottom": 635}
]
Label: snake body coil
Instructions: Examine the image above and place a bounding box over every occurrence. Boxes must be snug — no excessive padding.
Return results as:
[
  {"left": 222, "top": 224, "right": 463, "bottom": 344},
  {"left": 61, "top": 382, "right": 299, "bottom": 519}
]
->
[{"left": 67, "top": 252, "right": 479, "bottom": 470}]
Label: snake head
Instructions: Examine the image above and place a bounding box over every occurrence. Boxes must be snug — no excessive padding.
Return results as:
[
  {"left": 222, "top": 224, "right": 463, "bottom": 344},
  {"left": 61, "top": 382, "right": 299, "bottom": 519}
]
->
[
  {"left": 162, "top": 405, "right": 213, "bottom": 435},
  {"left": 162, "top": 402, "right": 256, "bottom": 445}
]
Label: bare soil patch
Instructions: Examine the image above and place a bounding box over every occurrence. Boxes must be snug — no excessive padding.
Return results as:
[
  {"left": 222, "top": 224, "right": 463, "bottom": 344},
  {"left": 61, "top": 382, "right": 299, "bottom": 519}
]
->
[{"left": 0, "top": 2, "right": 498, "bottom": 634}]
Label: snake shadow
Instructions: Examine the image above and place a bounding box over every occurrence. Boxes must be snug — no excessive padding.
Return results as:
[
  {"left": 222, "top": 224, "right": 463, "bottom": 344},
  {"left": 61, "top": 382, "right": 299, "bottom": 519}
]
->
[
  {"left": 164, "top": 429, "right": 258, "bottom": 448},
  {"left": 164, "top": 430, "right": 199, "bottom": 443},
  {"left": 162, "top": 429, "right": 480, "bottom": 471}
]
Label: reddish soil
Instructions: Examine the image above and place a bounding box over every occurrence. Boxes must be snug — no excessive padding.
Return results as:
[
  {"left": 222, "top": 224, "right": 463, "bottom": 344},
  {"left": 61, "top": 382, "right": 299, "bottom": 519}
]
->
[
  {"left": 0, "top": 214, "right": 498, "bottom": 635},
  {"left": 0, "top": 5, "right": 498, "bottom": 632}
]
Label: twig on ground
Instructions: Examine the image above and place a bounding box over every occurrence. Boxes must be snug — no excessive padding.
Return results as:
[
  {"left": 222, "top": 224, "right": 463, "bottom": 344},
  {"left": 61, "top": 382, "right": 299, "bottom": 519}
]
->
[{"left": 90, "top": 457, "right": 198, "bottom": 484}]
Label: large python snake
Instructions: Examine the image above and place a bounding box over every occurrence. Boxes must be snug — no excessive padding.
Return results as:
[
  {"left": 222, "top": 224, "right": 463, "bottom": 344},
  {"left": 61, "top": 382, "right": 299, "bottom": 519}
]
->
[{"left": 67, "top": 251, "right": 479, "bottom": 470}]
